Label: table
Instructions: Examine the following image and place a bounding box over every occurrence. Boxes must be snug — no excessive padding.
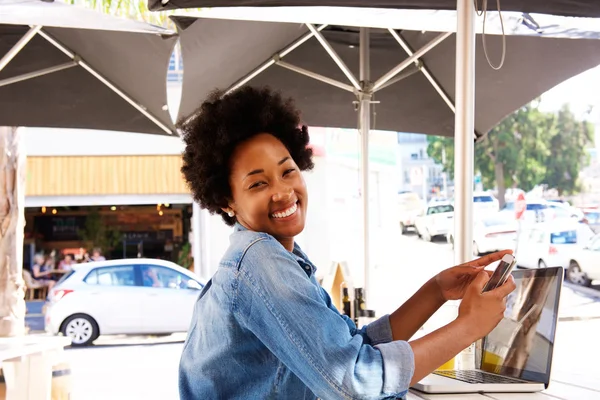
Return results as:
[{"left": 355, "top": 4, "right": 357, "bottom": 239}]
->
[
  {"left": 0, "top": 335, "right": 71, "bottom": 400},
  {"left": 47, "top": 269, "right": 69, "bottom": 280},
  {"left": 407, "top": 379, "right": 600, "bottom": 400}
]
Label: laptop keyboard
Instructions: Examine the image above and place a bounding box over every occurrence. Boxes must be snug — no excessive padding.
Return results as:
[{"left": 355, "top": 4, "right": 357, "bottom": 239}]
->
[{"left": 434, "top": 370, "right": 527, "bottom": 384}]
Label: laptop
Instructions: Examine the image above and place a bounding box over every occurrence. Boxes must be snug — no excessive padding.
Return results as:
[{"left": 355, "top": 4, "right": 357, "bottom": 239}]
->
[{"left": 412, "top": 267, "right": 563, "bottom": 394}]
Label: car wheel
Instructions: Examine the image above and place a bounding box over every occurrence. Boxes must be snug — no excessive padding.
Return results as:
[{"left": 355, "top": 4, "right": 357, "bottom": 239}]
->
[
  {"left": 61, "top": 314, "right": 99, "bottom": 347},
  {"left": 538, "top": 259, "right": 548, "bottom": 269},
  {"left": 567, "top": 261, "right": 592, "bottom": 287},
  {"left": 400, "top": 223, "right": 407, "bottom": 234},
  {"left": 422, "top": 229, "right": 432, "bottom": 242}
]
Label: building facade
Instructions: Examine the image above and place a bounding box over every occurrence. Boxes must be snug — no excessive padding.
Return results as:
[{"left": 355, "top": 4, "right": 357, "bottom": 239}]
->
[{"left": 396, "top": 132, "right": 446, "bottom": 200}]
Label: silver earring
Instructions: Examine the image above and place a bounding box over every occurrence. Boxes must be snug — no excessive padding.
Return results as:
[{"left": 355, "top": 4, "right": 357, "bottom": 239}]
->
[{"left": 227, "top": 210, "right": 235, "bottom": 217}]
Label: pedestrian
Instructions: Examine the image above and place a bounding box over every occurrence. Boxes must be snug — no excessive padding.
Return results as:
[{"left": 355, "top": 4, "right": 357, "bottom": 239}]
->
[{"left": 178, "top": 86, "right": 516, "bottom": 399}]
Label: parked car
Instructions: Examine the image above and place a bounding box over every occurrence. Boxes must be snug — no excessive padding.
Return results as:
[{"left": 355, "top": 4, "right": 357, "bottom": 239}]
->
[
  {"left": 415, "top": 202, "right": 454, "bottom": 242},
  {"left": 499, "top": 199, "right": 555, "bottom": 224},
  {"left": 397, "top": 191, "right": 424, "bottom": 234},
  {"left": 582, "top": 208, "right": 600, "bottom": 233},
  {"left": 472, "top": 192, "right": 499, "bottom": 214},
  {"left": 447, "top": 214, "right": 517, "bottom": 255},
  {"left": 45, "top": 258, "right": 204, "bottom": 346},
  {"left": 515, "top": 221, "right": 595, "bottom": 270},
  {"left": 566, "top": 233, "right": 600, "bottom": 286},
  {"left": 546, "top": 201, "right": 584, "bottom": 221}
]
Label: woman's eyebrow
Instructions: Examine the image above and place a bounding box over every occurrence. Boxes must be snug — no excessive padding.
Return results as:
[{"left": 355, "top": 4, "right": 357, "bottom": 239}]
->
[
  {"left": 243, "top": 157, "right": 290, "bottom": 181},
  {"left": 243, "top": 169, "right": 264, "bottom": 180}
]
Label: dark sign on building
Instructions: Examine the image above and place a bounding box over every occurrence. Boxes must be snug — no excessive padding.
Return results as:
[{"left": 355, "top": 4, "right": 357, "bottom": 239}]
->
[{"left": 34, "top": 216, "right": 87, "bottom": 242}]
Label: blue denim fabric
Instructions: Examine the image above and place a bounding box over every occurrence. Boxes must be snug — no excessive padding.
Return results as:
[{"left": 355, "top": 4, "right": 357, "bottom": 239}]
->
[{"left": 179, "top": 224, "right": 414, "bottom": 399}]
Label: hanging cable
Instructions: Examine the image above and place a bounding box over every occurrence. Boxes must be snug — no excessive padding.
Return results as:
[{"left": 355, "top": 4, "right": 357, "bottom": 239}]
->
[{"left": 474, "top": 0, "right": 506, "bottom": 70}]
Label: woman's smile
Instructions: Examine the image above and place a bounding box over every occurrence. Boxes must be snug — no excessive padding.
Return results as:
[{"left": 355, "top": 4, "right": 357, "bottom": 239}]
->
[{"left": 270, "top": 200, "right": 299, "bottom": 219}]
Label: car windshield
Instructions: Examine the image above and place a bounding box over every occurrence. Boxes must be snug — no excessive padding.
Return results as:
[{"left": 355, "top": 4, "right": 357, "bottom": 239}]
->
[
  {"left": 585, "top": 212, "right": 600, "bottom": 223},
  {"left": 428, "top": 205, "right": 454, "bottom": 214},
  {"left": 474, "top": 196, "right": 494, "bottom": 203},
  {"left": 527, "top": 203, "right": 547, "bottom": 210},
  {"left": 550, "top": 230, "right": 577, "bottom": 244},
  {"left": 482, "top": 217, "right": 508, "bottom": 227}
]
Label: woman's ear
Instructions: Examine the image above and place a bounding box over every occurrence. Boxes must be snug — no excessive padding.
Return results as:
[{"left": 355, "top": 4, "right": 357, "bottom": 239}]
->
[{"left": 222, "top": 207, "right": 236, "bottom": 218}]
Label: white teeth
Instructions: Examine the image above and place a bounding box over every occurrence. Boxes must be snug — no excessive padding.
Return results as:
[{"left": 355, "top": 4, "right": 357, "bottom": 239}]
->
[{"left": 272, "top": 202, "right": 298, "bottom": 219}]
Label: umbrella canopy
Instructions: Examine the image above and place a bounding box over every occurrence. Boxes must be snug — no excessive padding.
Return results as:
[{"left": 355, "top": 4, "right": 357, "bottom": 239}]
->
[
  {"left": 150, "top": 0, "right": 600, "bottom": 18},
  {"left": 173, "top": 11, "right": 600, "bottom": 139},
  {"left": 0, "top": 0, "right": 178, "bottom": 135}
]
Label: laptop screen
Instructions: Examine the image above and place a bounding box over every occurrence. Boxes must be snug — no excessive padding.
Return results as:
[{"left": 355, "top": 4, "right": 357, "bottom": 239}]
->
[{"left": 480, "top": 267, "right": 562, "bottom": 386}]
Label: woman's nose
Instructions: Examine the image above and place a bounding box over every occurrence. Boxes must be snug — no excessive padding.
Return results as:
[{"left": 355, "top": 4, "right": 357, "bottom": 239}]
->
[{"left": 272, "top": 187, "right": 293, "bottom": 202}]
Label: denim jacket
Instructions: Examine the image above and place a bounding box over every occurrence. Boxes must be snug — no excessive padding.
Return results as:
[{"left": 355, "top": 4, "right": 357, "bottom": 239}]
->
[{"left": 179, "top": 224, "right": 415, "bottom": 399}]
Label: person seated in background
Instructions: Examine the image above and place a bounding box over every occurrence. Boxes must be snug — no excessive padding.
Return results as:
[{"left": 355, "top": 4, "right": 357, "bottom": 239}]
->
[
  {"left": 32, "top": 254, "right": 56, "bottom": 290},
  {"left": 58, "top": 254, "right": 75, "bottom": 271},
  {"left": 90, "top": 248, "right": 106, "bottom": 262}
]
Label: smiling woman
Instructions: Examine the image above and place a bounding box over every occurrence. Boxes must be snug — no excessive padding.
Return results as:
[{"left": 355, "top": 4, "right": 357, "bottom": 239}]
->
[{"left": 177, "top": 85, "right": 516, "bottom": 400}]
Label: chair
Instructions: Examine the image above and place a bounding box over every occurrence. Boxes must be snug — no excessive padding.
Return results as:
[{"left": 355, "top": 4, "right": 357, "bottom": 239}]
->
[{"left": 22, "top": 270, "right": 48, "bottom": 300}]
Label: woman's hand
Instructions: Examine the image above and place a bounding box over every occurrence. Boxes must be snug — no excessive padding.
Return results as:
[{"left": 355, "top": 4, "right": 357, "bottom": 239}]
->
[
  {"left": 458, "top": 270, "right": 517, "bottom": 340},
  {"left": 435, "top": 250, "right": 512, "bottom": 301}
]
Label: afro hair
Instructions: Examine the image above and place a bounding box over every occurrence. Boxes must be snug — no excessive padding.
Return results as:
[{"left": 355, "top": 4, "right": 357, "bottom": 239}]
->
[{"left": 180, "top": 86, "right": 314, "bottom": 226}]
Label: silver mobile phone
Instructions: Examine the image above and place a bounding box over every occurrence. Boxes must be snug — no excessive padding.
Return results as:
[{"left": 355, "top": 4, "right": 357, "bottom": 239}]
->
[{"left": 482, "top": 254, "right": 517, "bottom": 292}]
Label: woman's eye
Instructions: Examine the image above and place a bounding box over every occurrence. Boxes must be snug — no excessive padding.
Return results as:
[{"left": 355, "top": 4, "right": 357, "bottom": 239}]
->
[
  {"left": 249, "top": 182, "right": 265, "bottom": 189},
  {"left": 283, "top": 168, "right": 296, "bottom": 176}
]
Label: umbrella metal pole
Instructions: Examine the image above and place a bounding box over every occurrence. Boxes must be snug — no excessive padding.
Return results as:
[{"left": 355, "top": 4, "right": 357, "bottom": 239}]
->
[
  {"left": 36, "top": 28, "right": 174, "bottom": 136},
  {"left": 359, "top": 27, "right": 371, "bottom": 299},
  {"left": 0, "top": 25, "right": 41, "bottom": 73},
  {"left": 454, "top": 0, "right": 476, "bottom": 265},
  {"left": 192, "top": 202, "right": 205, "bottom": 279}
]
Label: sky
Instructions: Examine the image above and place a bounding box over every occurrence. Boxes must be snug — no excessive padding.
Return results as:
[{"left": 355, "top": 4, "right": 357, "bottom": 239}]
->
[
  {"left": 538, "top": 64, "right": 600, "bottom": 147},
  {"left": 539, "top": 65, "right": 600, "bottom": 122}
]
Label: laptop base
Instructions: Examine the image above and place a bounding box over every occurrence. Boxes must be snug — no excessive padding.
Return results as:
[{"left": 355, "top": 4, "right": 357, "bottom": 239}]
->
[{"left": 411, "top": 371, "right": 545, "bottom": 394}]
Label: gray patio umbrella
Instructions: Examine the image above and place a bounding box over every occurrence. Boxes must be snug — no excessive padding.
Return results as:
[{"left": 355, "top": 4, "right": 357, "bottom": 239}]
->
[
  {"left": 173, "top": 13, "right": 600, "bottom": 139},
  {"left": 0, "top": 0, "right": 178, "bottom": 135},
  {"left": 173, "top": 10, "right": 600, "bottom": 288},
  {"left": 150, "top": 0, "right": 600, "bottom": 18}
]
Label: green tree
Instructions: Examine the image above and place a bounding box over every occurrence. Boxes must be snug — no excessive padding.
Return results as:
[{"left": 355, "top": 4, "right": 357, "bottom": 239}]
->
[
  {"left": 475, "top": 104, "right": 552, "bottom": 208},
  {"left": 426, "top": 102, "right": 593, "bottom": 206},
  {"left": 80, "top": 210, "right": 123, "bottom": 253},
  {"left": 426, "top": 134, "right": 454, "bottom": 177},
  {"left": 64, "top": 0, "right": 195, "bottom": 28},
  {"left": 544, "top": 105, "right": 593, "bottom": 195}
]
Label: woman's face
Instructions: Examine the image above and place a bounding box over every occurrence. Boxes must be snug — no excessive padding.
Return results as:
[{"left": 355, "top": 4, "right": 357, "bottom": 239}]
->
[{"left": 227, "top": 133, "right": 308, "bottom": 250}]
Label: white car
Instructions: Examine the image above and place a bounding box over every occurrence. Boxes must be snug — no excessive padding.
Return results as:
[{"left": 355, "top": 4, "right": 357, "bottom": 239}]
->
[
  {"left": 515, "top": 221, "right": 595, "bottom": 270},
  {"left": 500, "top": 199, "right": 555, "bottom": 224},
  {"left": 397, "top": 191, "right": 425, "bottom": 234},
  {"left": 472, "top": 192, "right": 499, "bottom": 214},
  {"left": 448, "top": 215, "right": 517, "bottom": 255},
  {"left": 547, "top": 201, "right": 584, "bottom": 221},
  {"left": 565, "top": 234, "right": 600, "bottom": 286},
  {"left": 45, "top": 258, "right": 204, "bottom": 346},
  {"left": 415, "top": 203, "right": 454, "bottom": 242}
]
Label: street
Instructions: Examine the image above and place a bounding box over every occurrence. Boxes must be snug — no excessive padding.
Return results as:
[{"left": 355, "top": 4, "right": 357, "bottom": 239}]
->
[{"left": 62, "top": 233, "right": 600, "bottom": 399}]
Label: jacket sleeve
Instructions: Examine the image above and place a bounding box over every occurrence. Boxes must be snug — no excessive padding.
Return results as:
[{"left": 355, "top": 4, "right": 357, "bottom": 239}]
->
[{"left": 318, "top": 285, "right": 398, "bottom": 348}]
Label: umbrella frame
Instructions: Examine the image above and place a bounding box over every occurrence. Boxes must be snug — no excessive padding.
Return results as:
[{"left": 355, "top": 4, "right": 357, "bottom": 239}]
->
[
  {"left": 183, "top": 4, "right": 477, "bottom": 290},
  {"left": 0, "top": 25, "right": 174, "bottom": 135}
]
